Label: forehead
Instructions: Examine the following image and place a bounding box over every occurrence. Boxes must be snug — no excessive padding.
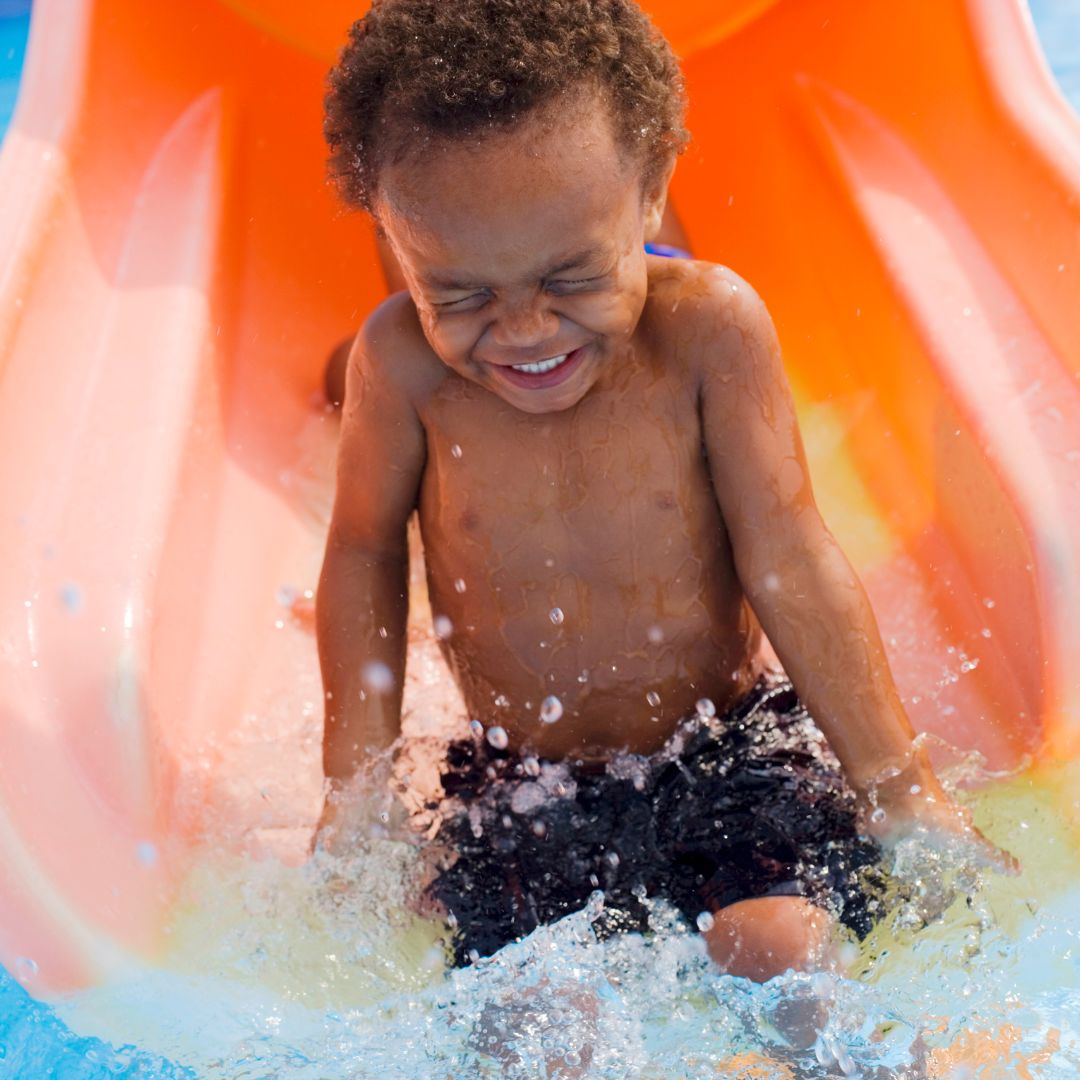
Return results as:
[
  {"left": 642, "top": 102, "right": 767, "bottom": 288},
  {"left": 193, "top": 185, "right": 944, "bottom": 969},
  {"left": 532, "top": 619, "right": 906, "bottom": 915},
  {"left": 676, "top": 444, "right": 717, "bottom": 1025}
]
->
[{"left": 376, "top": 105, "right": 642, "bottom": 284}]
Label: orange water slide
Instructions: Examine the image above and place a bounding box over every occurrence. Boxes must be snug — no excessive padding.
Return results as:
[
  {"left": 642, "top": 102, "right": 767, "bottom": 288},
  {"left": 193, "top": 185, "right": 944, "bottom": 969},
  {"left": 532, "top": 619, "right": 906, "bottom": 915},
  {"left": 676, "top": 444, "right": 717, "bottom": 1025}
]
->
[{"left": 0, "top": 0, "right": 1078, "bottom": 994}]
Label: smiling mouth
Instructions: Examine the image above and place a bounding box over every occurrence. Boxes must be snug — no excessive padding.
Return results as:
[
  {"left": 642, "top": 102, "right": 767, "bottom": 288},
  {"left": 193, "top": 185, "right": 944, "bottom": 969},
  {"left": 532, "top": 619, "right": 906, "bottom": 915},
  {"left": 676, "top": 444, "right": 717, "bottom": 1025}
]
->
[{"left": 510, "top": 353, "right": 569, "bottom": 375}]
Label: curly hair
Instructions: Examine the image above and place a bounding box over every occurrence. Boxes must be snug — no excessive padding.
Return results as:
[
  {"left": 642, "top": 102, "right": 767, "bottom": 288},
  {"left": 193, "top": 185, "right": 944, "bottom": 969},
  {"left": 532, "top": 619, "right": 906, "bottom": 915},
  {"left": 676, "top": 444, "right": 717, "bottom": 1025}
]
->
[{"left": 324, "top": 0, "right": 689, "bottom": 213}]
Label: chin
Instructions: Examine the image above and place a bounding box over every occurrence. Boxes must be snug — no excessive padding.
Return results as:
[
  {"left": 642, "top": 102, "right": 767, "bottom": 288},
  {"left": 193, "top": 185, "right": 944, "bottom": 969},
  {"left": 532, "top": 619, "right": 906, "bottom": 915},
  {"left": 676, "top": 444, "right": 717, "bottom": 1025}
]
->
[{"left": 501, "top": 382, "right": 593, "bottom": 415}]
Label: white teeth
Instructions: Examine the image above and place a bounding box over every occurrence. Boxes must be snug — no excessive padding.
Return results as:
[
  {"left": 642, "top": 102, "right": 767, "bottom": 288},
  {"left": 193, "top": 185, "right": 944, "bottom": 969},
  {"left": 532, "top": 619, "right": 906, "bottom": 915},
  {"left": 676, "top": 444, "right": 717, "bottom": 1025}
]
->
[{"left": 511, "top": 353, "right": 569, "bottom": 375}]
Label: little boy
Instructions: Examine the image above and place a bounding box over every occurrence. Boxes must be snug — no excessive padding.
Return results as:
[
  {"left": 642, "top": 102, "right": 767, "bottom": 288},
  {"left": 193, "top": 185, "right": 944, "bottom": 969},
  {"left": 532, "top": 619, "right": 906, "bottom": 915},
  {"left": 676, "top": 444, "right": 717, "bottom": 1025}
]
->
[{"left": 317, "top": 0, "right": 1011, "bottom": 979}]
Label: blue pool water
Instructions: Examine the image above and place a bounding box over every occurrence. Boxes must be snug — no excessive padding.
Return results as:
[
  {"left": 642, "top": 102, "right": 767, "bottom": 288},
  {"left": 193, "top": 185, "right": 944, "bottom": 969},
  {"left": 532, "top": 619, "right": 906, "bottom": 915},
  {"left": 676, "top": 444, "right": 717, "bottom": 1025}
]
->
[
  {"left": 0, "top": 0, "right": 30, "bottom": 141},
  {"left": 1, "top": 2, "right": 1080, "bottom": 1078}
]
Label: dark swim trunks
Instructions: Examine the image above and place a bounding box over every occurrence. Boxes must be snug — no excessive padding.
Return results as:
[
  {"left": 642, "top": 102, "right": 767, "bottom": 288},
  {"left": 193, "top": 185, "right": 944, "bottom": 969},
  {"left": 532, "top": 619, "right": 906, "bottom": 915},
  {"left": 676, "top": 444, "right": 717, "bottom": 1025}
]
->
[{"left": 426, "top": 676, "right": 884, "bottom": 966}]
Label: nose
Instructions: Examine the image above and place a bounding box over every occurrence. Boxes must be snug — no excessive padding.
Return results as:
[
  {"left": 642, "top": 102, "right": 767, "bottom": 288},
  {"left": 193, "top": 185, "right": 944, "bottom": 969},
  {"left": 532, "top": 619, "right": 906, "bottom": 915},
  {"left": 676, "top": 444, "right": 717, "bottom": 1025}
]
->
[{"left": 489, "top": 293, "right": 559, "bottom": 350}]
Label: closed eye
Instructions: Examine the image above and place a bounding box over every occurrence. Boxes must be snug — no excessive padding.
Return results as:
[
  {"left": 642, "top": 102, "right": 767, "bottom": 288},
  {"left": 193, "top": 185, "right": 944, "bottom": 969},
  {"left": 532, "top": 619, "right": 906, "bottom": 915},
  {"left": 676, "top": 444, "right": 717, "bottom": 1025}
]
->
[
  {"left": 433, "top": 291, "right": 489, "bottom": 310},
  {"left": 548, "top": 275, "right": 603, "bottom": 293}
]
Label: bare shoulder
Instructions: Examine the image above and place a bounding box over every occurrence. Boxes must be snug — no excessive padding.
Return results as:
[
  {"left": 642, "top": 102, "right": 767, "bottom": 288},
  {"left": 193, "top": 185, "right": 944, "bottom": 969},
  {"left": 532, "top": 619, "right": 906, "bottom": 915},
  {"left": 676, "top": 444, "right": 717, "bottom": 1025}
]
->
[
  {"left": 346, "top": 291, "right": 449, "bottom": 408},
  {"left": 644, "top": 259, "right": 778, "bottom": 388}
]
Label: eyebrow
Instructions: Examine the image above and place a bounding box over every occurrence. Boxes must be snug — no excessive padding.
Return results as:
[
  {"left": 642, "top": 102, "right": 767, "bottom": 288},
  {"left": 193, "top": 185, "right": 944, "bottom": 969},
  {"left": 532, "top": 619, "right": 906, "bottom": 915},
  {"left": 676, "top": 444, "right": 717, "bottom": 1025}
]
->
[{"left": 422, "top": 246, "right": 607, "bottom": 291}]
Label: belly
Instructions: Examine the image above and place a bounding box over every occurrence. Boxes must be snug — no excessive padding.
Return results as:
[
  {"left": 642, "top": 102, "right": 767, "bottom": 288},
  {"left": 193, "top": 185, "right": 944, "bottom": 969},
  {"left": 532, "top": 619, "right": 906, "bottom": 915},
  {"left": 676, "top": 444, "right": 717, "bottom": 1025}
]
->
[{"left": 420, "top": 504, "right": 761, "bottom": 757}]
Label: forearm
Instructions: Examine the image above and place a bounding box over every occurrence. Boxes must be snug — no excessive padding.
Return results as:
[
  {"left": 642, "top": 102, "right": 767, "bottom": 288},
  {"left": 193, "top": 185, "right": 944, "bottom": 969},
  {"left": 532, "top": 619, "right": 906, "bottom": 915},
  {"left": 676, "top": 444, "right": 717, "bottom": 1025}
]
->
[
  {"left": 744, "top": 527, "right": 937, "bottom": 796},
  {"left": 316, "top": 532, "right": 408, "bottom": 784}
]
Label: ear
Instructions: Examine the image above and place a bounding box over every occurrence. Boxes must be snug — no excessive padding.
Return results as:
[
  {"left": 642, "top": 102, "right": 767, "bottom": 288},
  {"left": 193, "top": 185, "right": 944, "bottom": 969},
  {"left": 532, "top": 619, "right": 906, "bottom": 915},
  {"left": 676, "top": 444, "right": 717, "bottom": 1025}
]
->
[{"left": 642, "top": 156, "right": 677, "bottom": 242}]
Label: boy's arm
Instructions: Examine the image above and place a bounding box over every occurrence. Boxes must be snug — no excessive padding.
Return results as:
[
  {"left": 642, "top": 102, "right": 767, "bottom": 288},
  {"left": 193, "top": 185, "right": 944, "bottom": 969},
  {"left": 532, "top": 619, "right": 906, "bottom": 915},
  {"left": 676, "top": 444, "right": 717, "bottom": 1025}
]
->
[
  {"left": 697, "top": 270, "right": 1014, "bottom": 869},
  {"left": 317, "top": 301, "right": 426, "bottom": 791}
]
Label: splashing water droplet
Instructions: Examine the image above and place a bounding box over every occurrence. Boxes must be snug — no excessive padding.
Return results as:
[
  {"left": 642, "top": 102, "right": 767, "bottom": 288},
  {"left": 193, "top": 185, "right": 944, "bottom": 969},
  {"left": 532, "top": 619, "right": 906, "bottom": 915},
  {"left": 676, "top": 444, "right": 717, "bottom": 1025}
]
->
[
  {"left": 486, "top": 726, "right": 509, "bottom": 750},
  {"left": 523, "top": 756, "right": 541, "bottom": 777},
  {"left": 646, "top": 690, "right": 661, "bottom": 707},
  {"left": 605, "top": 851, "right": 620, "bottom": 868},
  {"left": 647, "top": 624, "right": 663, "bottom": 644},
  {"left": 549, "top": 607, "right": 564, "bottom": 626},
  {"left": 450, "top": 444, "right": 463, "bottom": 459},
  {"left": 454, "top": 578, "right": 467, "bottom": 593},
  {"left": 695, "top": 911, "right": 715, "bottom": 933},
  {"left": 469, "top": 719, "right": 484, "bottom": 737},
  {"left": 695, "top": 698, "right": 716, "bottom": 719},
  {"left": 135, "top": 841, "right": 158, "bottom": 867},
  {"left": 532, "top": 819, "right": 547, "bottom": 838},
  {"left": 870, "top": 807, "right": 887, "bottom": 824},
  {"left": 362, "top": 661, "right": 394, "bottom": 693},
  {"left": 433, "top": 614, "right": 453, "bottom": 640},
  {"left": 540, "top": 695, "right": 563, "bottom": 724}
]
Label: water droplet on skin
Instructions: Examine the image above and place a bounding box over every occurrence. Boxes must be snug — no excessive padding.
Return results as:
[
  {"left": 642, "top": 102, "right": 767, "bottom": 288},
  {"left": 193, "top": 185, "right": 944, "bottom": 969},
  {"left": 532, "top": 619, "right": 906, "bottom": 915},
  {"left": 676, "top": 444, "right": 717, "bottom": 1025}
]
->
[
  {"left": 695, "top": 698, "right": 716, "bottom": 719},
  {"left": 450, "top": 444, "right": 463, "bottom": 459},
  {"left": 983, "top": 597, "right": 995, "bottom": 609},
  {"left": 647, "top": 625, "right": 663, "bottom": 644},
  {"left": 469, "top": 719, "right": 484, "bottom": 737},
  {"left": 486, "top": 726, "right": 509, "bottom": 750},
  {"left": 646, "top": 690, "right": 661, "bottom": 707},
  {"left": 870, "top": 807, "right": 887, "bottom": 824},
  {"left": 494, "top": 694, "right": 509, "bottom": 708},
  {"left": 981, "top": 627, "right": 992, "bottom": 638},
  {"left": 362, "top": 661, "right": 393, "bottom": 692},
  {"left": 762, "top": 571, "right": 781, "bottom": 592},
  {"left": 549, "top": 607, "right": 564, "bottom": 625},
  {"left": 454, "top": 578, "right": 467, "bottom": 593},
  {"left": 910, "top": 784, "right": 922, "bottom": 795},
  {"left": 696, "top": 911, "right": 715, "bottom": 933},
  {"left": 539, "top": 695, "right": 563, "bottom": 724},
  {"left": 523, "top": 756, "right": 540, "bottom": 776},
  {"left": 433, "top": 614, "right": 453, "bottom": 639}
]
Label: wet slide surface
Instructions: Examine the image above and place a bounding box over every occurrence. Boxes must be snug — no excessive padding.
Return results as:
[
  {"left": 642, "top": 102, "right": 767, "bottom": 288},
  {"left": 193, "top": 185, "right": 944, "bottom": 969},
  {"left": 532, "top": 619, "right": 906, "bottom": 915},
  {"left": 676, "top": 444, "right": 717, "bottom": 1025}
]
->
[{"left": 0, "top": 0, "right": 1079, "bottom": 1038}]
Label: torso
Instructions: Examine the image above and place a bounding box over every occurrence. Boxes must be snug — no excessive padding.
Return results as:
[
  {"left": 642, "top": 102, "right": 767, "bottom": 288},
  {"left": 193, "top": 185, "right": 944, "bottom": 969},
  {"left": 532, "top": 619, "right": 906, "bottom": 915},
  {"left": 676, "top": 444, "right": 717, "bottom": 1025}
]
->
[{"left": 398, "top": 260, "right": 762, "bottom": 758}]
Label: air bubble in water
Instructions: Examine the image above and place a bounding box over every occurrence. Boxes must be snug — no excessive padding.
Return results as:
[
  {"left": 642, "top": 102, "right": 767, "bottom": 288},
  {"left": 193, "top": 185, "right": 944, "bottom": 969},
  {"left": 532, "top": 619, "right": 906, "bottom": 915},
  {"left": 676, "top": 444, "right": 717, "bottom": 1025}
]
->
[
  {"left": 695, "top": 698, "right": 716, "bottom": 718},
  {"left": 549, "top": 607, "right": 564, "bottom": 625},
  {"left": 486, "top": 725, "right": 509, "bottom": 750},
  {"left": 540, "top": 695, "right": 563, "bottom": 724},
  {"left": 695, "top": 911, "right": 715, "bottom": 932}
]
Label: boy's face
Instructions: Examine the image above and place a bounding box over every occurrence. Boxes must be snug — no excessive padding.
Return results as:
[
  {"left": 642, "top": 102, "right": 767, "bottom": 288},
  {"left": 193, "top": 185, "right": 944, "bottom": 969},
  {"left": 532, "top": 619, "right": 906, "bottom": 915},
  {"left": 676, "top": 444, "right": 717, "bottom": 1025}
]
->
[{"left": 375, "top": 98, "right": 669, "bottom": 414}]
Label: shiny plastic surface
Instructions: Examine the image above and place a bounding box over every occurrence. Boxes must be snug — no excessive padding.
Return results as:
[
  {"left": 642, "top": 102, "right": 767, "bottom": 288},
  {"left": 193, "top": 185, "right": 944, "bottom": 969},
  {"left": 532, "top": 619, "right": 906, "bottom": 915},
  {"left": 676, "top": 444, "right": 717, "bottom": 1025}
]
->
[{"left": 0, "top": 0, "right": 1078, "bottom": 994}]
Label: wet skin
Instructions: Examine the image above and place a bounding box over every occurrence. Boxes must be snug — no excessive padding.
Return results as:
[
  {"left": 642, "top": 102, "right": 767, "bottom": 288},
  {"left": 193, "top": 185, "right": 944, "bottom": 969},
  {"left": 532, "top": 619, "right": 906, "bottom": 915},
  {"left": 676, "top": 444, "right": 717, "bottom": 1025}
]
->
[{"left": 316, "top": 98, "right": 1015, "bottom": 871}]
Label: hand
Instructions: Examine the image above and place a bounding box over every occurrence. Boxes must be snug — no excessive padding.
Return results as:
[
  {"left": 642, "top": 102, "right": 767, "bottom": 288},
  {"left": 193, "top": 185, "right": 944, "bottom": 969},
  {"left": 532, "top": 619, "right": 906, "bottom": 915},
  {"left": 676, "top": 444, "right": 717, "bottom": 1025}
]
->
[
  {"left": 310, "top": 782, "right": 347, "bottom": 858},
  {"left": 865, "top": 775, "right": 1020, "bottom": 877}
]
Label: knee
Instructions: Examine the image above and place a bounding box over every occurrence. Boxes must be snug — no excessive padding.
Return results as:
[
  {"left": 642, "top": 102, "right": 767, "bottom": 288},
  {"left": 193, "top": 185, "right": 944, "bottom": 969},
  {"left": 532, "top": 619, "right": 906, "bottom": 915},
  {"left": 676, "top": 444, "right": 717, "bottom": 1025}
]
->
[{"left": 701, "top": 895, "right": 834, "bottom": 982}]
